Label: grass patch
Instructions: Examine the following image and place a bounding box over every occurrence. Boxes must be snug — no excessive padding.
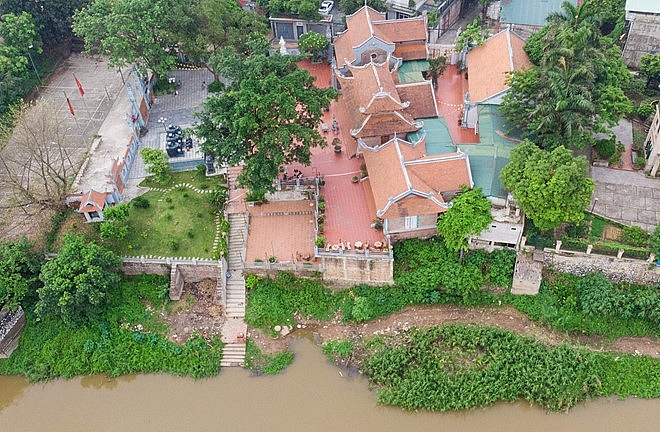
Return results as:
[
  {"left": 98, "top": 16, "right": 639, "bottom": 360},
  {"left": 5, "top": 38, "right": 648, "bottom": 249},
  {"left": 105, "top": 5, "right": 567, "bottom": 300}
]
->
[
  {"left": 245, "top": 340, "right": 294, "bottom": 375},
  {"left": 139, "top": 171, "right": 226, "bottom": 190},
  {"left": 0, "top": 274, "right": 224, "bottom": 381}
]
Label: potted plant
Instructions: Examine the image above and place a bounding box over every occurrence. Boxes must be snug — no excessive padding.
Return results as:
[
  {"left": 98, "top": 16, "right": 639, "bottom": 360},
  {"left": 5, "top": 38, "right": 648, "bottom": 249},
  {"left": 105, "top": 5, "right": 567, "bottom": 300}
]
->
[
  {"left": 318, "top": 223, "right": 325, "bottom": 233},
  {"left": 318, "top": 202, "right": 326, "bottom": 212},
  {"left": 316, "top": 236, "right": 326, "bottom": 248},
  {"left": 352, "top": 175, "right": 359, "bottom": 183},
  {"left": 332, "top": 137, "right": 342, "bottom": 153}
]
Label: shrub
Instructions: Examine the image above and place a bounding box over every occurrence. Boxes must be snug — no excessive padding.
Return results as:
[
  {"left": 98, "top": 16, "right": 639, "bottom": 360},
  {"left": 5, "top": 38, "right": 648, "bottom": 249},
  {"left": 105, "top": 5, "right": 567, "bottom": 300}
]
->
[
  {"left": 594, "top": 137, "right": 616, "bottom": 159},
  {"left": 318, "top": 223, "right": 324, "bottom": 233},
  {"left": 633, "top": 156, "right": 647, "bottom": 170},
  {"left": 318, "top": 202, "right": 325, "bottom": 212},
  {"left": 621, "top": 225, "right": 649, "bottom": 247},
  {"left": 131, "top": 196, "right": 150, "bottom": 209},
  {"left": 636, "top": 103, "right": 654, "bottom": 121},
  {"left": 196, "top": 164, "right": 207, "bottom": 178},
  {"left": 318, "top": 194, "right": 325, "bottom": 203},
  {"left": 650, "top": 225, "right": 660, "bottom": 257},
  {"left": 565, "top": 220, "right": 589, "bottom": 238},
  {"left": 316, "top": 236, "right": 326, "bottom": 248},
  {"left": 207, "top": 80, "right": 225, "bottom": 93}
]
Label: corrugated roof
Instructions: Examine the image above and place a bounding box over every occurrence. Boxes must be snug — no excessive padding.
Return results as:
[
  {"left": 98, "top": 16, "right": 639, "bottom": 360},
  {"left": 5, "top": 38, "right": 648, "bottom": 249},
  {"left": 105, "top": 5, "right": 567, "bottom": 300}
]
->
[
  {"left": 500, "top": 0, "right": 578, "bottom": 27},
  {"left": 626, "top": 0, "right": 660, "bottom": 13},
  {"left": 398, "top": 60, "right": 430, "bottom": 83}
]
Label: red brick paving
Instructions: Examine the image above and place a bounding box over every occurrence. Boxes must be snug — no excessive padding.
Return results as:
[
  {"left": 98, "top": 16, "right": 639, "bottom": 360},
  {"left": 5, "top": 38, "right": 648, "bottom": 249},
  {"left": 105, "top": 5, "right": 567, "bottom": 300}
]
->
[
  {"left": 435, "top": 64, "right": 480, "bottom": 145},
  {"left": 245, "top": 200, "right": 316, "bottom": 263}
]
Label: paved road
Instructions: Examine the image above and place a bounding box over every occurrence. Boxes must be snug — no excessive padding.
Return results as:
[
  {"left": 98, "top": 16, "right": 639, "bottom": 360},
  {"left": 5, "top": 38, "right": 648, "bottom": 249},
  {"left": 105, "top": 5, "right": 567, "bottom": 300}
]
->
[{"left": 591, "top": 166, "right": 660, "bottom": 232}]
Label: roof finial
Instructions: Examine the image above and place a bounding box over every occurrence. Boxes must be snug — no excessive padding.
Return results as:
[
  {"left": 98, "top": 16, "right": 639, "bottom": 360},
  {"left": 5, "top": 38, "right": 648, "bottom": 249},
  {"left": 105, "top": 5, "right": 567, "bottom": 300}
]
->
[{"left": 364, "top": 0, "right": 367, "bottom": 7}]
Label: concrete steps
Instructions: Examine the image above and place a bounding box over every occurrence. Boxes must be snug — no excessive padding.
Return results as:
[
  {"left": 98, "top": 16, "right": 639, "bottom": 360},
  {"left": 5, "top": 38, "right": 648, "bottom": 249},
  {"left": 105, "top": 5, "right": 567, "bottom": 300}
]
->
[{"left": 221, "top": 343, "right": 246, "bottom": 367}]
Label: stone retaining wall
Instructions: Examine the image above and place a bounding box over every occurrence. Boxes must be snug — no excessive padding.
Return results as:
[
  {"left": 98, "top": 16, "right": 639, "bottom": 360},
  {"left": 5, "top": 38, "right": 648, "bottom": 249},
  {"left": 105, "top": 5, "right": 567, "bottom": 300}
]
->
[
  {"left": 544, "top": 249, "right": 660, "bottom": 285},
  {"left": 321, "top": 255, "right": 393, "bottom": 284},
  {"left": 0, "top": 307, "right": 26, "bottom": 358}
]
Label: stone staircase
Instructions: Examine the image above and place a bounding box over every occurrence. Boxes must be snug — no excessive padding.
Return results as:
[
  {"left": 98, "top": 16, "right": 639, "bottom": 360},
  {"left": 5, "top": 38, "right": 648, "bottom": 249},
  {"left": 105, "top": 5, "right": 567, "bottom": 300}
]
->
[{"left": 220, "top": 166, "right": 248, "bottom": 368}]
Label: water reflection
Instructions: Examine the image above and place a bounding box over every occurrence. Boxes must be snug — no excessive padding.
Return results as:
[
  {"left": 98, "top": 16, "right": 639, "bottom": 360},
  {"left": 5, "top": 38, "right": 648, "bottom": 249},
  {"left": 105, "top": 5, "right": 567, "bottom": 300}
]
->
[
  {"left": 0, "top": 338, "right": 658, "bottom": 431},
  {"left": 0, "top": 375, "right": 29, "bottom": 413}
]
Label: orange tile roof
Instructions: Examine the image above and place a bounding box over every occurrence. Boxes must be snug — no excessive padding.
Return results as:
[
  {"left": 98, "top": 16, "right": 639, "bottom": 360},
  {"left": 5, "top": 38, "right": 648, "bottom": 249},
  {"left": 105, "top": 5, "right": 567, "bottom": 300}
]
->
[
  {"left": 334, "top": 6, "right": 427, "bottom": 69},
  {"left": 467, "top": 29, "right": 532, "bottom": 103},
  {"left": 360, "top": 137, "right": 471, "bottom": 219},
  {"left": 78, "top": 190, "right": 107, "bottom": 213},
  {"left": 397, "top": 81, "right": 438, "bottom": 119},
  {"left": 348, "top": 62, "right": 404, "bottom": 114}
]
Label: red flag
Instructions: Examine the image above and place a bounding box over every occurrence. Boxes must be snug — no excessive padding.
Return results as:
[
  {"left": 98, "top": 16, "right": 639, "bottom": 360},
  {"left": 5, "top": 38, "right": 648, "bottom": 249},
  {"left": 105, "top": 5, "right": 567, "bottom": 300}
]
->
[
  {"left": 64, "top": 92, "right": 75, "bottom": 117},
  {"left": 74, "top": 74, "right": 85, "bottom": 97}
]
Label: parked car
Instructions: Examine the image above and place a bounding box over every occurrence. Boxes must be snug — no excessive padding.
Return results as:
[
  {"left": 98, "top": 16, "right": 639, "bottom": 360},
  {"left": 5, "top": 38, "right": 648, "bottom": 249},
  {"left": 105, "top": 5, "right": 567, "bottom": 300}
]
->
[{"left": 318, "top": 0, "right": 334, "bottom": 14}]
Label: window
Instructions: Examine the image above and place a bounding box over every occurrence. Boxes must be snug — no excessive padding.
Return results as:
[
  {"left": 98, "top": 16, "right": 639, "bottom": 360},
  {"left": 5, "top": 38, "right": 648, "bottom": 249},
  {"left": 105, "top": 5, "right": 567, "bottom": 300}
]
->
[{"left": 404, "top": 216, "right": 418, "bottom": 229}]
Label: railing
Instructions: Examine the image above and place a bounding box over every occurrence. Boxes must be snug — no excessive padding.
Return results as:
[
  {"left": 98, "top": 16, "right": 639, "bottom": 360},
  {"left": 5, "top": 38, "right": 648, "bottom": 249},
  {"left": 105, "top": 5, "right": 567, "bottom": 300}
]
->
[
  {"left": 315, "top": 246, "right": 393, "bottom": 260},
  {"left": 244, "top": 261, "right": 322, "bottom": 272}
]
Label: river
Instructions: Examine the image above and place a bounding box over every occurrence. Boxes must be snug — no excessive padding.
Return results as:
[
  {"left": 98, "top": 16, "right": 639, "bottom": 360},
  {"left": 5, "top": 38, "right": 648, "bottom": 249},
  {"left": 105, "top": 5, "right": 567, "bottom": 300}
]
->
[{"left": 0, "top": 338, "right": 658, "bottom": 431}]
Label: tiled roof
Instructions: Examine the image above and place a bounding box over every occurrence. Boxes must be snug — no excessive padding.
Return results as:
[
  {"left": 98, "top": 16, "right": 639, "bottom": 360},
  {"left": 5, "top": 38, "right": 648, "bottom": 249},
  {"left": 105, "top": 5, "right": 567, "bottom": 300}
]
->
[
  {"left": 360, "top": 137, "right": 471, "bottom": 219},
  {"left": 334, "top": 6, "right": 427, "bottom": 68},
  {"left": 337, "top": 62, "right": 422, "bottom": 138},
  {"left": 467, "top": 29, "right": 532, "bottom": 103},
  {"left": 397, "top": 81, "right": 439, "bottom": 119},
  {"left": 78, "top": 189, "right": 107, "bottom": 213}
]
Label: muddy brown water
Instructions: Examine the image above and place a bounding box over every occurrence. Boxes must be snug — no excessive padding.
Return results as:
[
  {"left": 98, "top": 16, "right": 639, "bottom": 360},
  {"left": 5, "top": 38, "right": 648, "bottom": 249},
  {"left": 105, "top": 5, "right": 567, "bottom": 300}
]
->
[{"left": 1, "top": 338, "right": 659, "bottom": 431}]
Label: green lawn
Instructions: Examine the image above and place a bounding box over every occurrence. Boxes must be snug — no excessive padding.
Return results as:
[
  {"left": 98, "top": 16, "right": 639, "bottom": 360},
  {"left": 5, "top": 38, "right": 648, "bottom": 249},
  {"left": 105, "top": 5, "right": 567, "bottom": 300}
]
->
[
  {"left": 139, "top": 170, "right": 226, "bottom": 190},
  {"left": 59, "top": 183, "right": 228, "bottom": 259}
]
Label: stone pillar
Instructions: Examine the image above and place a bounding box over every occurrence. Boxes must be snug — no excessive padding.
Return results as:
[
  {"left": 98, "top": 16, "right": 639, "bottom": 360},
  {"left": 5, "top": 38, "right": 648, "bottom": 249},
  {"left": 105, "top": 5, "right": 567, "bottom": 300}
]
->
[
  {"left": 586, "top": 244, "right": 593, "bottom": 255},
  {"left": 555, "top": 240, "right": 562, "bottom": 252},
  {"left": 648, "top": 253, "right": 656, "bottom": 264},
  {"left": 617, "top": 249, "right": 624, "bottom": 259}
]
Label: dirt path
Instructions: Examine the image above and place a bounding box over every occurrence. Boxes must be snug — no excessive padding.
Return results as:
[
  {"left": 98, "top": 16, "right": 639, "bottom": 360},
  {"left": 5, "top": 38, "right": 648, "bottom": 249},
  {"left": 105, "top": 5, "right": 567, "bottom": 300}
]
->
[{"left": 248, "top": 304, "right": 660, "bottom": 359}]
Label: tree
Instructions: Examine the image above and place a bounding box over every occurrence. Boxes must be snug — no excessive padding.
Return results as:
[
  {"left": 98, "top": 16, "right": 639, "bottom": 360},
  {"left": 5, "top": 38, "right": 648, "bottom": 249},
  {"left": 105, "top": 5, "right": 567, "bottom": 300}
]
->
[
  {"left": 640, "top": 53, "right": 660, "bottom": 88},
  {"left": 0, "top": 102, "right": 78, "bottom": 208},
  {"left": 36, "top": 235, "right": 121, "bottom": 326},
  {"left": 0, "top": 238, "right": 42, "bottom": 312},
  {"left": 140, "top": 148, "right": 170, "bottom": 182},
  {"left": 100, "top": 202, "right": 129, "bottom": 240},
  {"left": 195, "top": 36, "right": 337, "bottom": 197},
  {"left": 0, "top": 0, "right": 90, "bottom": 46},
  {"left": 175, "top": 0, "right": 268, "bottom": 82},
  {"left": 0, "top": 12, "right": 42, "bottom": 76},
  {"left": 73, "top": 0, "right": 192, "bottom": 79},
  {"left": 437, "top": 186, "right": 492, "bottom": 255},
  {"left": 501, "top": 1, "right": 631, "bottom": 150},
  {"left": 297, "top": 31, "right": 329, "bottom": 62},
  {"left": 339, "top": 0, "right": 387, "bottom": 15},
  {"left": 499, "top": 140, "right": 594, "bottom": 230},
  {"left": 257, "top": 0, "right": 322, "bottom": 21},
  {"left": 427, "top": 56, "right": 447, "bottom": 89},
  {"left": 455, "top": 19, "right": 489, "bottom": 52}
]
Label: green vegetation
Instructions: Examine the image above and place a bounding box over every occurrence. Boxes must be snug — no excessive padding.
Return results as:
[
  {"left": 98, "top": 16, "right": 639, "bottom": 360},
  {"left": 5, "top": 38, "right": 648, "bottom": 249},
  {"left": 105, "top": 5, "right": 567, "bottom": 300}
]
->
[
  {"left": 140, "top": 148, "right": 170, "bottom": 182},
  {"left": 139, "top": 169, "right": 226, "bottom": 190},
  {"left": 436, "top": 186, "right": 492, "bottom": 255},
  {"left": 500, "top": 141, "right": 594, "bottom": 230},
  {"left": 245, "top": 340, "right": 294, "bottom": 375},
  {"left": 353, "top": 325, "right": 660, "bottom": 412},
  {"left": 297, "top": 31, "right": 329, "bottom": 62},
  {"left": 0, "top": 274, "right": 224, "bottom": 381},
  {"left": 0, "top": 238, "right": 42, "bottom": 311}
]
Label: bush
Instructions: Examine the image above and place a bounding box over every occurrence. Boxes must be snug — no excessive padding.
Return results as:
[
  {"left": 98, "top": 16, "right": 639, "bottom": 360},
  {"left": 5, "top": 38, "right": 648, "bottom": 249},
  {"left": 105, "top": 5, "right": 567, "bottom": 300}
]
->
[
  {"left": 565, "top": 220, "right": 589, "bottom": 238},
  {"left": 559, "top": 236, "right": 589, "bottom": 252},
  {"left": 316, "top": 236, "right": 326, "bottom": 248},
  {"left": 594, "top": 137, "right": 616, "bottom": 159},
  {"left": 207, "top": 80, "right": 225, "bottom": 93},
  {"left": 131, "top": 196, "right": 150, "bottom": 209},
  {"left": 650, "top": 225, "right": 660, "bottom": 257},
  {"left": 621, "top": 225, "right": 649, "bottom": 247},
  {"left": 634, "top": 156, "right": 647, "bottom": 170},
  {"left": 636, "top": 103, "right": 654, "bottom": 121}
]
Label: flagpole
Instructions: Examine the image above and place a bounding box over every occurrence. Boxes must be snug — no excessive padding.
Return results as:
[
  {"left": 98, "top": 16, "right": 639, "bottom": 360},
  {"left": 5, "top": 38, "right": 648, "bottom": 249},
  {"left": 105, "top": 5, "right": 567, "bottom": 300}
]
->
[
  {"left": 64, "top": 91, "right": 82, "bottom": 133},
  {"left": 73, "top": 73, "right": 90, "bottom": 120}
]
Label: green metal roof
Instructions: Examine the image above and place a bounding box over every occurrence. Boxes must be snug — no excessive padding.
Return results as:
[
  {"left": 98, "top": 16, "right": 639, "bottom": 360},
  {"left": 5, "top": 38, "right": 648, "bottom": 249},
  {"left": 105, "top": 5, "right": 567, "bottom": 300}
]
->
[
  {"left": 409, "top": 117, "right": 456, "bottom": 155},
  {"left": 423, "top": 105, "right": 521, "bottom": 199},
  {"left": 398, "top": 60, "right": 429, "bottom": 83},
  {"left": 626, "top": 0, "right": 660, "bottom": 13},
  {"left": 500, "top": 0, "right": 578, "bottom": 27}
]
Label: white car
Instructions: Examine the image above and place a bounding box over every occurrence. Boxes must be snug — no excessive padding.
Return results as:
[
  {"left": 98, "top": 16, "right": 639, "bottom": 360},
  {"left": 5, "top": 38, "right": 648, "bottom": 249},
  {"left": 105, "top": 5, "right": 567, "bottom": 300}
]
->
[{"left": 318, "top": 1, "right": 334, "bottom": 14}]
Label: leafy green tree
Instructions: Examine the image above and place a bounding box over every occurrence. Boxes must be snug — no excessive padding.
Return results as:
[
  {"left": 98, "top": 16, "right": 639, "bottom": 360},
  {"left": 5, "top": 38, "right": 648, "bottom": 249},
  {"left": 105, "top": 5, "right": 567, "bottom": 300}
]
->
[
  {"left": 100, "top": 203, "right": 129, "bottom": 240},
  {"left": 298, "top": 31, "right": 329, "bottom": 62},
  {"left": 640, "top": 53, "right": 660, "bottom": 88},
  {"left": 339, "top": 0, "right": 386, "bottom": 15},
  {"left": 36, "top": 235, "right": 122, "bottom": 326},
  {"left": 0, "top": 12, "right": 42, "bottom": 76},
  {"left": 140, "top": 148, "right": 170, "bottom": 182},
  {"left": 0, "top": 0, "right": 90, "bottom": 46},
  {"left": 427, "top": 56, "right": 447, "bottom": 89},
  {"left": 73, "top": 0, "right": 192, "bottom": 79},
  {"left": 650, "top": 225, "right": 660, "bottom": 258},
  {"left": 176, "top": 0, "right": 267, "bottom": 81},
  {"left": 195, "top": 36, "right": 337, "bottom": 197},
  {"left": 437, "top": 186, "right": 492, "bottom": 255},
  {"left": 500, "top": 140, "right": 594, "bottom": 230},
  {"left": 257, "top": 0, "right": 321, "bottom": 21},
  {"left": 0, "top": 238, "right": 42, "bottom": 312},
  {"left": 455, "top": 19, "right": 489, "bottom": 52}
]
